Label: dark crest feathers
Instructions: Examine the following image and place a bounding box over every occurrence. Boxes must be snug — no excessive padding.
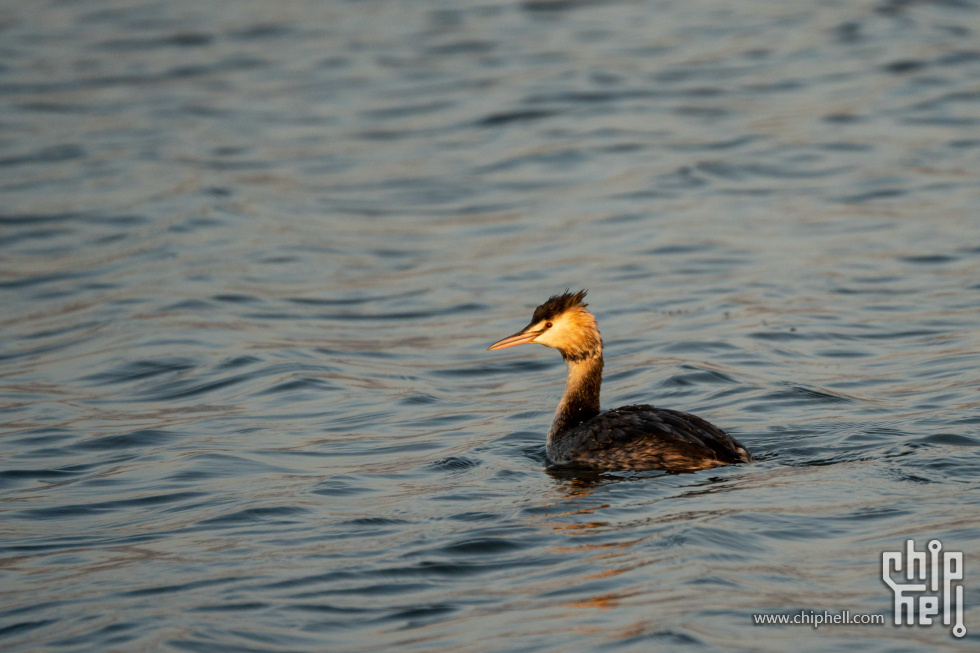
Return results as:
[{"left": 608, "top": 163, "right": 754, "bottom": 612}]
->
[{"left": 532, "top": 289, "right": 588, "bottom": 323}]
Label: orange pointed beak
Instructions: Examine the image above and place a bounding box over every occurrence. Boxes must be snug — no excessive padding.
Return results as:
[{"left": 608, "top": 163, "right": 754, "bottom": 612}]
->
[{"left": 487, "top": 327, "right": 543, "bottom": 351}]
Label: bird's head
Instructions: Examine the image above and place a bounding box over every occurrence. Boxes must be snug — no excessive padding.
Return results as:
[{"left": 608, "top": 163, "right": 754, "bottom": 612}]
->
[{"left": 487, "top": 289, "right": 602, "bottom": 362}]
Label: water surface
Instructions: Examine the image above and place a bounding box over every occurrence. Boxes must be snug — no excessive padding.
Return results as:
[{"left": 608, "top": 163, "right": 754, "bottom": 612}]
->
[{"left": 2, "top": 0, "right": 979, "bottom": 651}]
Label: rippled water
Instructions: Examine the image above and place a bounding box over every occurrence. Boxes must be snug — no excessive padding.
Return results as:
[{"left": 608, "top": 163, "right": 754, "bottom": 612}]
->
[{"left": 2, "top": 0, "right": 980, "bottom": 650}]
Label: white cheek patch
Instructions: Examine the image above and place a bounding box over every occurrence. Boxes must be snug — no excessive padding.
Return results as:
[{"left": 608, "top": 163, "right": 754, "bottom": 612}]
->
[{"left": 535, "top": 318, "right": 571, "bottom": 348}]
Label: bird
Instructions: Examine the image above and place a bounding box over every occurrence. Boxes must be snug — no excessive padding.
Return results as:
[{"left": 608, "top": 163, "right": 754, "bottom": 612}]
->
[{"left": 487, "top": 290, "right": 752, "bottom": 473}]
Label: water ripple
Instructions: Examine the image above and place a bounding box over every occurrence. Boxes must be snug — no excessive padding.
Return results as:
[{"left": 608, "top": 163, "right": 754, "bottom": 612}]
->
[{"left": 2, "top": 0, "right": 979, "bottom": 651}]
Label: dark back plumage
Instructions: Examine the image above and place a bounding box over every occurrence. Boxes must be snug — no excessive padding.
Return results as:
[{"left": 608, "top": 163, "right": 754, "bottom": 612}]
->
[{"left": 552, "top": 405, "right": 752, "bottom": 472}]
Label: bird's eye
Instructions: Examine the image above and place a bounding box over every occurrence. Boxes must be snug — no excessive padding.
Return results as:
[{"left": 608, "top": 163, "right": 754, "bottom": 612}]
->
[{"left": 545, "top": 322, "right": 553, "bottom": 328}]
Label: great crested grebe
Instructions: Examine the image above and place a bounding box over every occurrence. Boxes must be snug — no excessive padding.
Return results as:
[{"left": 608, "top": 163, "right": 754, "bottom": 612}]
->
[{"left": 488, "top": 290, "right": 752, "bottom": 472}]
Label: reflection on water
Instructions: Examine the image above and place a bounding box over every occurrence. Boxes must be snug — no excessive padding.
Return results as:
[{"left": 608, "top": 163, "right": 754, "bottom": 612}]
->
[{"left": 2, "top": 0, "right": 980, "bottom": 650}]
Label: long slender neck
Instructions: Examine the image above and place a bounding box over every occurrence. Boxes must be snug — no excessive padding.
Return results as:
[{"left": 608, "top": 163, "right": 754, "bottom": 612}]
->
[{"left": 548, "top": 350, "right": 603, "bottom": 442}]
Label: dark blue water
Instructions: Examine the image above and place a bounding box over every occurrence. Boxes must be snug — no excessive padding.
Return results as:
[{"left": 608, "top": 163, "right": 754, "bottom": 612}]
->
[{"left": 2, "top": 0, "right": 979, "bottom": 650}]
